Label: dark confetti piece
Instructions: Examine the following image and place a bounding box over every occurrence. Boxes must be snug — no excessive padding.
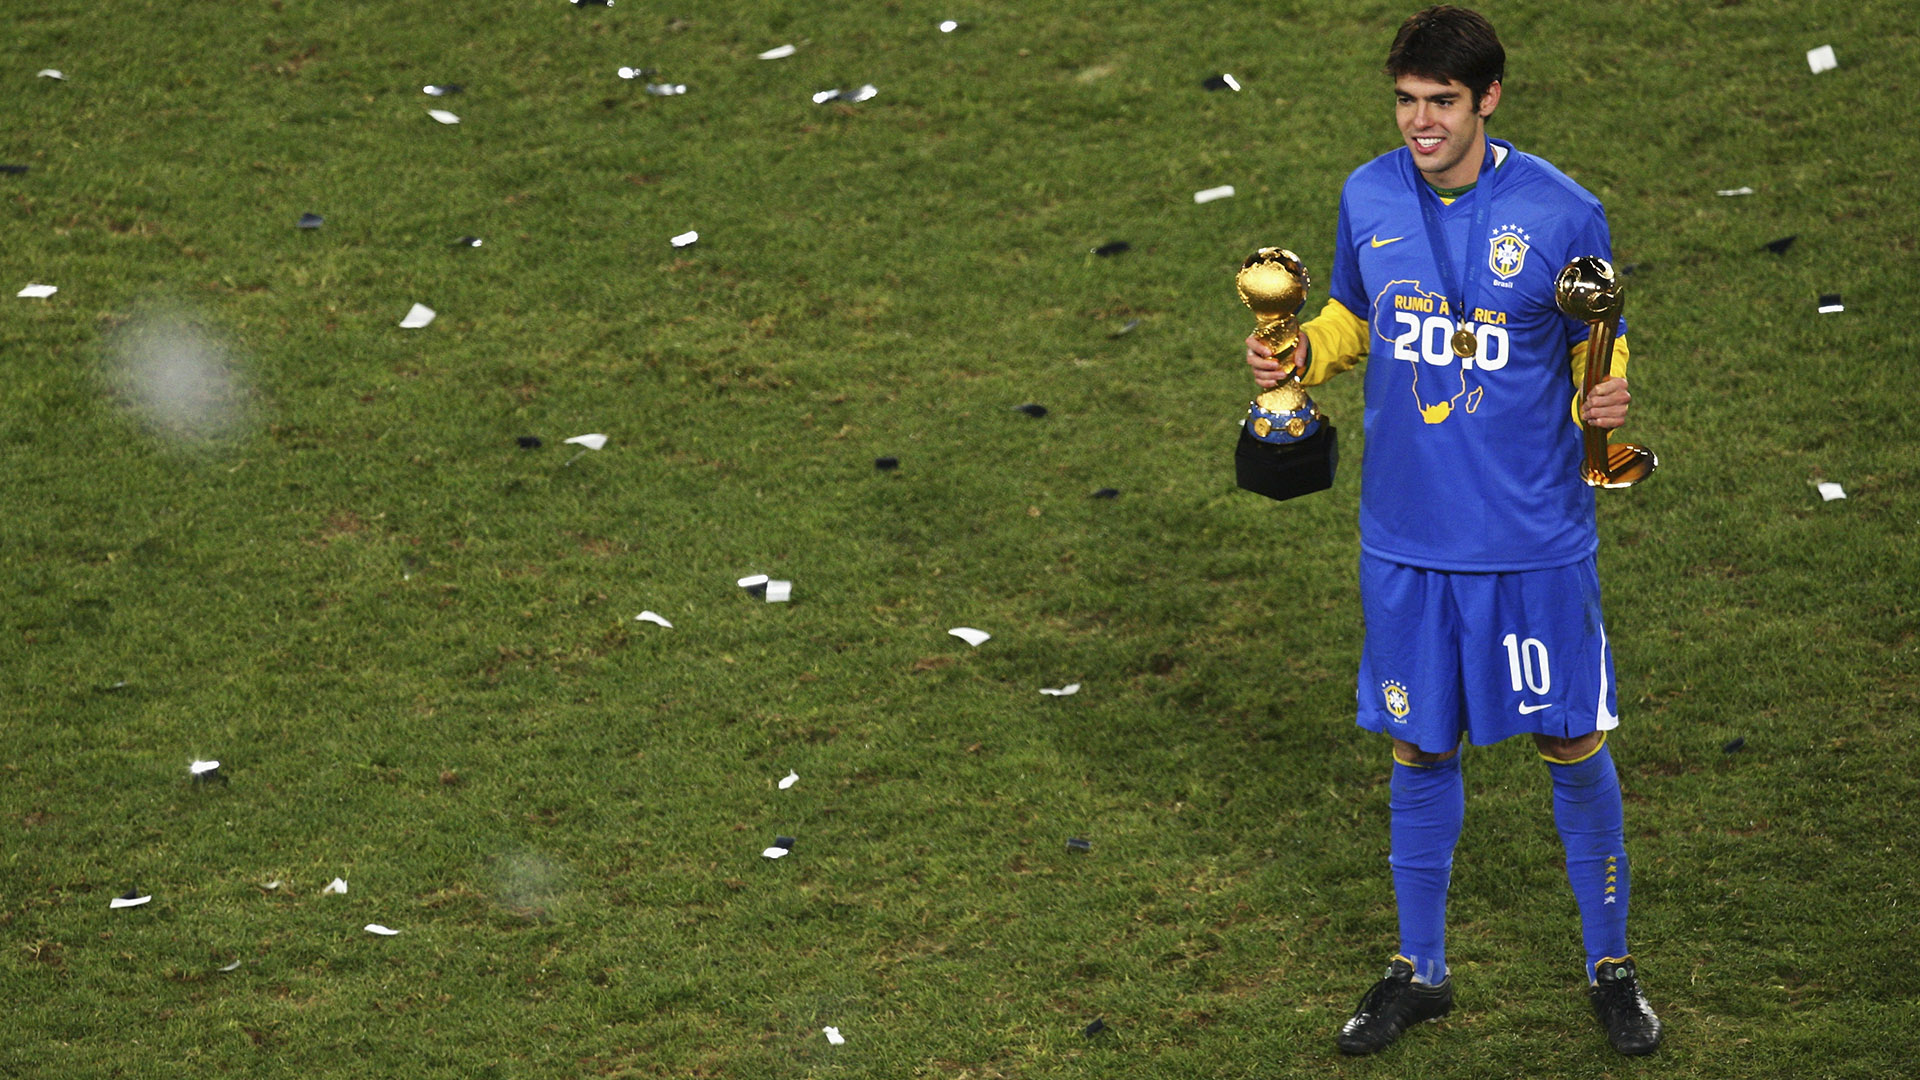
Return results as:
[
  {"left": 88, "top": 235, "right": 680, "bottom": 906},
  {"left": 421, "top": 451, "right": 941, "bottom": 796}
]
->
[
  {"left": 297, "top": 213, "right": 324, "bottom": 229},
  {"left": 1722, "top": 737, "right": 1745, "bottom": 754},
  {"left": 1082, "top": 1019, "right": 1107, "bottom": 1037},
  {"left": 1066, "top": 837, "right": 1091, "bottom": 852},
  {"left": 1091, "top": 488, "right": 1119, "bottom": 499},
  {"left": 1092, "top": 240, "right": 1131, "bottom": 257},
  {"left": 1014, "top": 404, "right": 1048, "bottom": 418},
  {"left": 516, "top": 436, "right": 542, "bottom": 449},
  {"left": 874, "top": 456, "right": 899, "bottom": 470},
  {"left": 1762, "top": 235, "right": 1796, "bottom": 255},
  {"left": 0, "top": 164, "right": 28, "bottom": 175},
  {"left": 773, "top": 836, "right": 795, "bottom": 850}
]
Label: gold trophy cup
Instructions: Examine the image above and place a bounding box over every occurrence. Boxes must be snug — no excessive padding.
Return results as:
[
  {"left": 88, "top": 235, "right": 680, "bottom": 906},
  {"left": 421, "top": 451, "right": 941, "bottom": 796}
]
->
[
  {"left": 1554, "top": 256, "right": 1657, "bottom": 488},
  {"left": 1235, "top": 248, "right": 1338, "bottom": 501}
]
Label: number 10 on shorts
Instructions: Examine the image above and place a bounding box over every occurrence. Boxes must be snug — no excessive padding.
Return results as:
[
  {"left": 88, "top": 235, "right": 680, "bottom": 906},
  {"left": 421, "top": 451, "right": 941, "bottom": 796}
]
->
[{"left": 1501, "top": 633, "right": 1551, "bottom": 695}]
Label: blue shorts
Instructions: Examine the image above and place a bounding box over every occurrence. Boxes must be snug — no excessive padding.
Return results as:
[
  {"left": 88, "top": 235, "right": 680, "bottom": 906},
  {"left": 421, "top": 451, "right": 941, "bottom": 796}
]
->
[{"left": 1356, "top": 554, "right": 1618, "bottom": 754}]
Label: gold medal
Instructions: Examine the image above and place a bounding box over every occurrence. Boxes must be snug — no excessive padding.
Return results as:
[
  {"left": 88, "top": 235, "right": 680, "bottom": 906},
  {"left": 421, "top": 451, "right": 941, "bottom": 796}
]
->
[{"left": 1451, "top": 327, "right": 1477, "bottom": 358}]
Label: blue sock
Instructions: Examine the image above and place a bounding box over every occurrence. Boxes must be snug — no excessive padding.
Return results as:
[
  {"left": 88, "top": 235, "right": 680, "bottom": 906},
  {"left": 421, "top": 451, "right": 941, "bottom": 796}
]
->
[
  {"left": 1546, "top": 739, "right": 1630, "bottom": 980},
  {"left": 1390, "top": 753, "right": 1464, "bottom": 985}
]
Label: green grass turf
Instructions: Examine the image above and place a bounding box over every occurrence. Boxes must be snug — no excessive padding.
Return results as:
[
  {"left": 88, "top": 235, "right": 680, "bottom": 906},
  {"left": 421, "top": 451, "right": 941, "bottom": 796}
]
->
[{"left": 4, "top": 1, "right": 1918, "bottom": 1076}]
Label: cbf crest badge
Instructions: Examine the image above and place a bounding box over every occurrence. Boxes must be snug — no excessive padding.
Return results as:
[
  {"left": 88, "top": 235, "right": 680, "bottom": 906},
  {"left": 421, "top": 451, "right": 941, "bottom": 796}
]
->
[
  {"left": 1381, "top": 680, "right": 1411, "bottom": 721},
  {"left": 1488, "top": 226, "right": 1529, "bottom": 280}
]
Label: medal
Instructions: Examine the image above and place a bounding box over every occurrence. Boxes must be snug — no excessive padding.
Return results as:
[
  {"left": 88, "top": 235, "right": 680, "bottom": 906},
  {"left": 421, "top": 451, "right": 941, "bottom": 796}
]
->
[{"left": 1415, "top": 141, "right": 1502, "bottom": 365}]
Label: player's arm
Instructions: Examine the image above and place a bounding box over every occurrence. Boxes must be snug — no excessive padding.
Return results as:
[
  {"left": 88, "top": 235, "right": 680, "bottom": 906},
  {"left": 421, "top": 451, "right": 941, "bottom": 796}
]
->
[
  {"left": 1570, "top": 336, "right": 1631, "bottom": 429},
  {"left": 1296, "top": 300, "right": 1368, "bottom": 387},
  {"left": 1250, "top": 183, "right": 1371, "bottom": 389},
  {"left": 1246, "top": 298, "right": 1369, "bottom": 388}
]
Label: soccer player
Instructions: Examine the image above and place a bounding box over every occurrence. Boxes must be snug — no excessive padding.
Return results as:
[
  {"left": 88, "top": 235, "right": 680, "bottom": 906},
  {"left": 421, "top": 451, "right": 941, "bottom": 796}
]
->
[{"left": 1243, "top": 5, "right": 1662, "bottom": 1057}]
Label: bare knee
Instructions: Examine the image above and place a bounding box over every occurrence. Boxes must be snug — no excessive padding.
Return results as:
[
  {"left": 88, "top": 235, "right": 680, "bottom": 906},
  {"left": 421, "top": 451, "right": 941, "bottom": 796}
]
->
[
  {"left": 1534, "top": 731, "right": 1604, "bottom": 762},
  {"left": 1391, "top": 737, "right": 1458, "bottom": 765}
]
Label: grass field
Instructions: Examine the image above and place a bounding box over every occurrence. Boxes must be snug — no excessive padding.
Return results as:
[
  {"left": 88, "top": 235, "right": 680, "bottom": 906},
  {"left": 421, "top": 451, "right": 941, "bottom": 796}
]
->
[{"left": 4, "top": 1, "right": 1918, "bottom": 1077}]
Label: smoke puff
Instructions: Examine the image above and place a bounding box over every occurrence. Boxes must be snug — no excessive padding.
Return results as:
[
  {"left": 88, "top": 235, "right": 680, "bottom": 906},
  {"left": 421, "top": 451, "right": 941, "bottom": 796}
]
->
[{"left": 108, "top": 309, "right": 252, "bottom": 442}]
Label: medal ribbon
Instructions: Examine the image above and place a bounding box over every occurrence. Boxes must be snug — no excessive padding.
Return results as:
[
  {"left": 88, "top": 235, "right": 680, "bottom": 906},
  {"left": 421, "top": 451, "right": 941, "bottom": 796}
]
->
[{"left": 1414, "top": 140, "right": 1499, "bottom": 350}]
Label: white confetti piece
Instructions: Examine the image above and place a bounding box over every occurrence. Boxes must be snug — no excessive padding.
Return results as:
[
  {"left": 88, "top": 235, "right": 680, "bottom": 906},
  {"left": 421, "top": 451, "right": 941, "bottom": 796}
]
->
[
  {"left": 398, "top": 302, "right": 436, "bottom": 329},
  {"left": 758, "top": 44, "right": 797, "bottom": 60},
  {"left": 764, "top": 580, "right": 792, "bottom": 603},
  {"left": 823, "top": 1026, "right": 845, "bottom": 1045},
  {"left": 37, "top": 69, "right": 64, "bottom": 80},
  {"left": 428, "top": 109, "right": 460, "bottom": 125},
  {"left": 761, "top": 846, "right": 789, "bottom": 860},
  {"left": 189, "top": 759, "right": 221, "bottom": 776},
  {"left": 364, "top": 923, "right": 400, "bottom": 936},
  {"left": 670, "top": 230, "right": 699, "bottom": 247},
  {"left": 1193, "top": 185, "right": 1236, "bottom": 204},
  {"left": 1039, "top": 683, "right": 1082, "bottom": 697},
  {"left": 738, "top": 573, "right": 770, "bottom": 588},
  {"left": 323, "top": 877, "right": 348, "bottom": 895},
  {"left": 1807, "top": 45, "right": 1837, "bottom": 75},
  {"left": 779, "top": 770, "right": 799, "bottom": 789},
  {"left": 1221, "top": 73, "right": 1242, "bottom": 91},
  {"left": 812, "top": 89, "right": 841, "bottom": 105},
  {"left": 645, "top": 83, "right": 687, "bottom": 96},
  {"left": 939, "top": 20, "right": 958, "bottom": 33},
  {"left": 564, "top": 433, "right": 608, "bottom": 450},
  {"left": 1716, "top": 186, "right": 1755, "bottom": 196},
  {"left": 1817, "top": 296, "right": 1845, "bottom": 314},
  {"left": 17, "top": 284, "right": 57, "bottom": 299},
  {"left": 109, "top": 893, "right": 152, "bottom": 909},
  {"left": 949, "top": 627, "right": 991, "bottom": 647},
  {"left": 262, "top": 880, "right": 283, "bottom": 891},
  {"left": 218, "top": 959, "right": 242, "bottom": 973},
  {"left": 635, "top": 611, "right": 673, "bottom": 628},
  {"left": 848, "top": 84, "right": 878, "bottom": 103},
  {"left": 1817, "top": 482, "right": 1846, "bottom": 501}
]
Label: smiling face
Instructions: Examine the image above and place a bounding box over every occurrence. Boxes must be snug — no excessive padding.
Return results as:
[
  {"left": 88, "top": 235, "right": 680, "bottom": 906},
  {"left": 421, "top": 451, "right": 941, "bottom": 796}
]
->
[{"left": 1395, "top": 73, "right": 1501, "bottom": 190}]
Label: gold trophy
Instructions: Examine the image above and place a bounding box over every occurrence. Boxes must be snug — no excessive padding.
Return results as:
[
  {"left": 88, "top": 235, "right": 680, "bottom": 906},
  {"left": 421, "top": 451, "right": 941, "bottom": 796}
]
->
[
  {"left": 1554, "top": 256, "right": 1657, "bottom": 488},
  {"left": 1235, "top": 248, "right": 1338, "bottom": 501}
]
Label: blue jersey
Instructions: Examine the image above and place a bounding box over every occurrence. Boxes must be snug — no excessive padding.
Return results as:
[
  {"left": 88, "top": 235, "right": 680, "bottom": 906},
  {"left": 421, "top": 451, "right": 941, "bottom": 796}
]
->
[{"left": 1327, "top": 139, "right": 1622, "bottom": 572}]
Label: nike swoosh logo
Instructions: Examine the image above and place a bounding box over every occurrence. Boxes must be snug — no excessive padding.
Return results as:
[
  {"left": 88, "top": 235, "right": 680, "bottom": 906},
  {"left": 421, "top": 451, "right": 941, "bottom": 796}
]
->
[
  {"left": 1371, "top": 235, "right": 1404, "bottom": 248},
  {"left": 1518, "top": 702, "right": 1554, "bottom": 715}
]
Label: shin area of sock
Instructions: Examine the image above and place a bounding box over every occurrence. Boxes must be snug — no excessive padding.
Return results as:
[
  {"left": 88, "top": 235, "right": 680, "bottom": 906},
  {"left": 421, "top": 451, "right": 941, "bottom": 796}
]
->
[
  {"left": 1547, "top": 743, "right": 1630, "bottom": 975},
  {"left": 1390, "top": 754, "right": 1464, "bottom": 985}
]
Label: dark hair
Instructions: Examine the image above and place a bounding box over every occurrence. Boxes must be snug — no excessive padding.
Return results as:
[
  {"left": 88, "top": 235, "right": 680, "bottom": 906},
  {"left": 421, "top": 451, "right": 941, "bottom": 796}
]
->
[{"left": 1385, "top": 6, "right": 1505, "bottom": 108}]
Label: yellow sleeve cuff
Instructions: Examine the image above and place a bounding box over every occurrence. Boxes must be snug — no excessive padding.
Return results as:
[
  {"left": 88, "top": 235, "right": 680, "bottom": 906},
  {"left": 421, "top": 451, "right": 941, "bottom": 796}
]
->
[
  {"left": 1297, "top": 298, "right": 1368, "bottom": 388},
  {"left": 1569, "top": 336, "right": 1631, "bottom": 423}
]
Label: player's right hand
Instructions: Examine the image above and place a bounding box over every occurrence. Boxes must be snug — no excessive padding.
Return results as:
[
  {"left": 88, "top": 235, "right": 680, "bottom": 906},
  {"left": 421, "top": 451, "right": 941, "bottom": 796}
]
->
[{"left": 1246, "top": 333, "right": 1307, "bottom": 389}]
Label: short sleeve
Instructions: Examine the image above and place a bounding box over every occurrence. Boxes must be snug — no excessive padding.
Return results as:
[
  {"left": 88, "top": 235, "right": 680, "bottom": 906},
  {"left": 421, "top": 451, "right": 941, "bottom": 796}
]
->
[
  {"left": 1558, "top": 204, "right": 1629, "bottom": 343},
  {"left": 1328, "top": 185, "right": 1367, "bottom": 317}
]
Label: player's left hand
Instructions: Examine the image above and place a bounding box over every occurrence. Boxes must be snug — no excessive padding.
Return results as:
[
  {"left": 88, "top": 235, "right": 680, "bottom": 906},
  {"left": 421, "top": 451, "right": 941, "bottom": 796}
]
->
[{"left": 1582, "top": 376, "right": 1630, "bottom": 429}]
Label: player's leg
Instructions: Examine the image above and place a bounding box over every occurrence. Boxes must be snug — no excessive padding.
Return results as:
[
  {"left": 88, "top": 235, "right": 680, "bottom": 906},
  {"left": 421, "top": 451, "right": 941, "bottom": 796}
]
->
[
  {"left": 1537, "top": 731, "right": 1660, "bottom": 1054},
  {"left": 1340, "top": 557, "right": 1463, "bottom": 1055},
  {"left": 1462, "top": 559, "right": 1660, "bottom": 1054}
]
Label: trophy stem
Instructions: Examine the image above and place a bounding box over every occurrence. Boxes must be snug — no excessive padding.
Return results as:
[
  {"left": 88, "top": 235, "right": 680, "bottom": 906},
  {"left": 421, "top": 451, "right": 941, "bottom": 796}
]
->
[{"left": 1576, "top": 314, "right": 1618, "bottom": 487}]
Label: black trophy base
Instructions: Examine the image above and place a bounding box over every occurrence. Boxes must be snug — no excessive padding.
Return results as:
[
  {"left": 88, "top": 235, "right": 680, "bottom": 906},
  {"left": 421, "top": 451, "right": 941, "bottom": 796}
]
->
[{"left": 1235, "top": 422, "right": 1338, "bottom": 502}]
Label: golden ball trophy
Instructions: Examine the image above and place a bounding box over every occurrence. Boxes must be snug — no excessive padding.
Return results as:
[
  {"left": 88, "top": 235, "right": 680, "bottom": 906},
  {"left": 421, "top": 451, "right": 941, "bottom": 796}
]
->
[
  {"left": 1554, "top": 256, "right": 1657, "bottom": 488},
  {"left": 1235, "top": 247, "right": 1338, "bottom": 501}
]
